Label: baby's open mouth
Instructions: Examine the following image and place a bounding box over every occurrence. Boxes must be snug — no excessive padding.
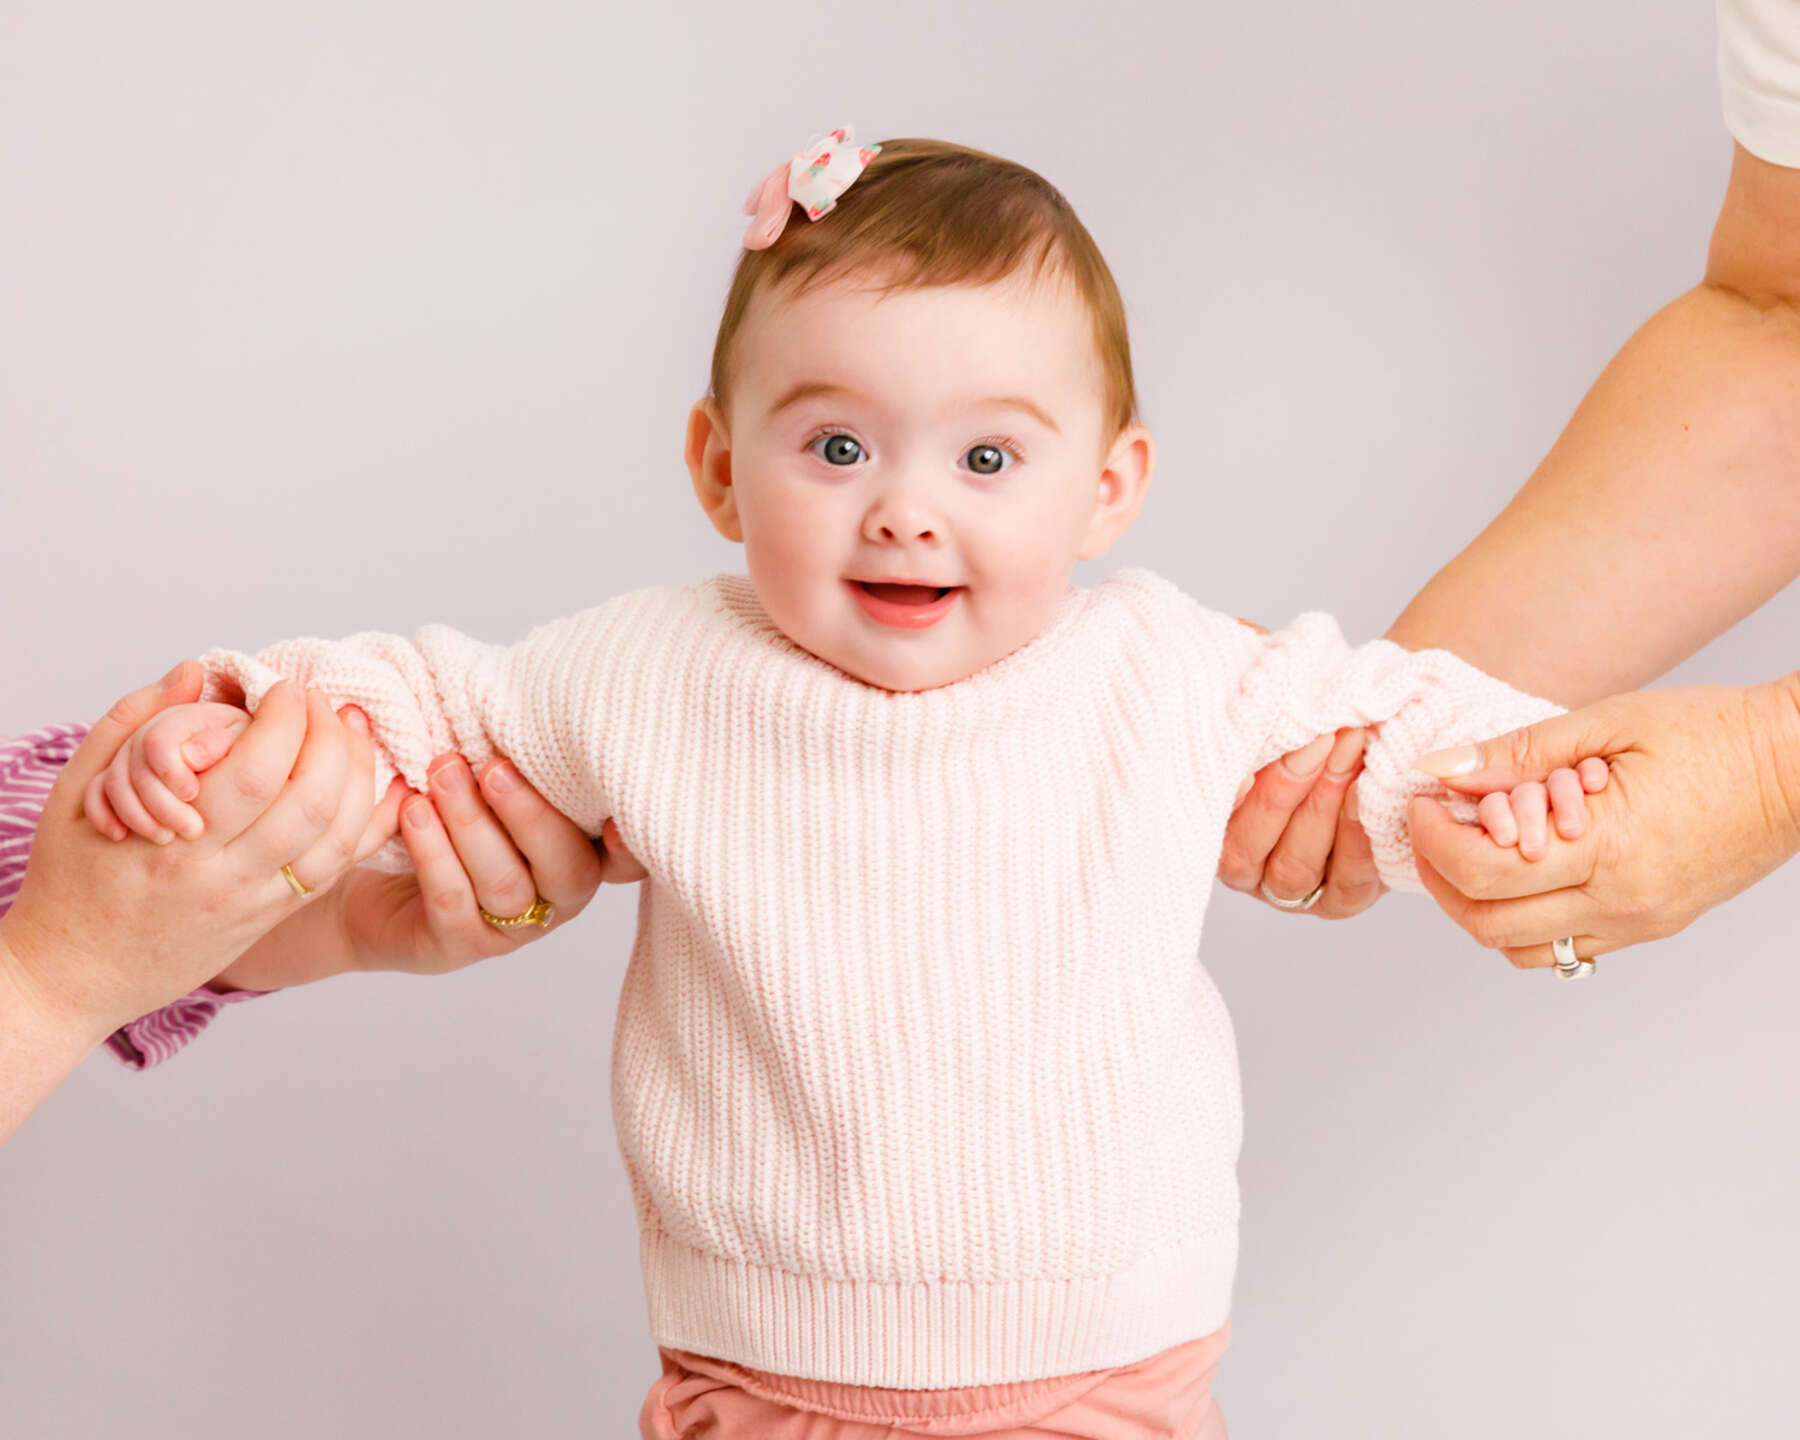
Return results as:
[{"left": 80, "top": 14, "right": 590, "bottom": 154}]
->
[{"left": 855, "top": 582, "right": 955, "bottom": 605}]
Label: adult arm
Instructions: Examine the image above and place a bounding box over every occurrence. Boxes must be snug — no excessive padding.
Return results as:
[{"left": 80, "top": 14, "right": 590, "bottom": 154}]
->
[
  {"left": 1221, "top": 133, "right": 1800, "bottom": 916},
  {"left": 1384, "top": 141, "right": 1800, "bottom": 703},
  {"left": 0, "top": 666, "right": 395, "bottom": 1144}
]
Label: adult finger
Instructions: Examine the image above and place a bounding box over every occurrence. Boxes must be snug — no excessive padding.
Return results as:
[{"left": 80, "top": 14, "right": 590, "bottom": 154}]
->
[
  {"left": 1408, "top": 795, "right": 1595, "bottom": 901},
  {"left": 1217, "top": 732, "right": 1337, "bottom": 891},
  {"left": 283, "top": 704, "right": 388, "bottom": 890},
  {"left": 190, "top": 679, "right": 309, "bottom": 847},
  {"left": 1498, "top": 935, "right": 1608, "bottom": 973},
  {"left": 222, "top": 689, "right": 350, "bottom": 874},
  {"left": 1412, "top": 850, "right": 1599, "bottom": 963},
  {"left": 425, "top": 755, "right": 544, "bottom": 925},
  {"left": 397, "top": 793, "right": 507, "bottom": 952},
  {"left": 1259, "top": 729, "right": 1365, "bottom": 904},
  {"left": 470, "top": 756, "right": 606, "bottom": 915},
  {"left": 1313, "top": 789, "right": 1384, "bottom": 918},
  {"left": 61, "top": 660, "right": 206, "bottom": 821},
  {"left": 596, "top": 817, "right": 649, "bottom": 884},
  {"left": 1413, "top": 702, "right": 1631, "bottom": 794}
]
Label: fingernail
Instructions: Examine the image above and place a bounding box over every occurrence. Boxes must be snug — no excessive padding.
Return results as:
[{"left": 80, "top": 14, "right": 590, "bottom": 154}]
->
[
  {"left": 179, "top": 816, "right": 204, "bottom": 840},
  {"left": 430, "top": 759, "right": 468, "bottom": 792},
  {"left": 483, "top": 761, "right": 518, "bottom": 794},
  {"left": 1280, "top": 734, "right": 1335, "bottom": 779},
  {"left": 405, "top": 797, "right": 435, "bottom": 828},
  {"left": 160, "top": 660, "right": 188, "bottom": 690},
  {"left": 1415, "top": 745, "right": 1479, "bottom": 779},
  {"left": 151, "top": 828, "right": 175, "bottom": 846},
  {"left": 344, "top": 708, "right": 370, "bottom": 735},
  {"left": 181, "top": 741, "right": 207, "bottom": 768}
]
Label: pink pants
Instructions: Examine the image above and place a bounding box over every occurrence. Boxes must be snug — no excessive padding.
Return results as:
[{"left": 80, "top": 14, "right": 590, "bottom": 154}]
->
[{"left": 638, "top": 1322, "right": 1230, "bottom": 1439}]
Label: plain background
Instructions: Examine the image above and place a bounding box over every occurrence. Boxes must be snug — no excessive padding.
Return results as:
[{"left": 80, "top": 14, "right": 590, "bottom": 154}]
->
[{"left": 3, "top": 2, "right": 1795, "bottom": 1435}]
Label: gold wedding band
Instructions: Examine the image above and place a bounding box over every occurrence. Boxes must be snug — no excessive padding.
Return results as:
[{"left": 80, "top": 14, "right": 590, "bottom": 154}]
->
[
  {"left": 480, "top": 894, "right": 554, "bottom": 930},
  {"left": 281, "top": 864, "right": 312, "bottom": 898}
]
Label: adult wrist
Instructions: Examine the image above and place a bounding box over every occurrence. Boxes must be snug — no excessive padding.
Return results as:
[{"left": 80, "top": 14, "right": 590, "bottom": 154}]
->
[{"left": 0, "top": 918, "right": 119, "bottom": 1053}]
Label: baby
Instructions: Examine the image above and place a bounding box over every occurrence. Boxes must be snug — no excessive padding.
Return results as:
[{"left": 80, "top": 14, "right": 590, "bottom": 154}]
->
[{"left": 83, "top": 131, "right": 1606, "bottom": 1431}]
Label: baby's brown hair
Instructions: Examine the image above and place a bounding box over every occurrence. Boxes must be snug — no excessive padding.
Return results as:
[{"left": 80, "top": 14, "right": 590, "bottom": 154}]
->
[{"left": 709, "top": 138, "right": 1139, "bottom": 442}]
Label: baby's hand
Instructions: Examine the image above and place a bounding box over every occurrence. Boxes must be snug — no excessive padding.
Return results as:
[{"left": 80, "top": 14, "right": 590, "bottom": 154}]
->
[
  {"left": 82, "top": 701, "right": 251, "bottom": 844},
  {"left": 1474, "top": 757, "right": 1610, "bottom": 861}
]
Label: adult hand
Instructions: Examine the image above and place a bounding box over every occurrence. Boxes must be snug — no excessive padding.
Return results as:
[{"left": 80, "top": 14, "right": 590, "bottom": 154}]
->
[
  {"left": 1406, "top": 677, "right": 1800, "bottom": 969},
  {"left": 1216, "top": 618, "right": 1388, "bottom": 918},
  {"left": 0, "top": 662, "right": 399, "bottom": 1138},
  {"left": 208, "top": 752, "right": 647, "bottom": 992}
]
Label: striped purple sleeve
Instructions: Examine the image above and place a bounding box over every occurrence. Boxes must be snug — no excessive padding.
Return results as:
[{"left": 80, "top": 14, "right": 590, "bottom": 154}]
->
[{"left": 0, "top": 722, "right": 271, "bottom": 1070}]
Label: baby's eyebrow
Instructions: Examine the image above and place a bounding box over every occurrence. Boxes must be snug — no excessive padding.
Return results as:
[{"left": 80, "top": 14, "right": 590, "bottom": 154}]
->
[{"left": 766, "top": 379, "right": 1062, "bottom": 436}]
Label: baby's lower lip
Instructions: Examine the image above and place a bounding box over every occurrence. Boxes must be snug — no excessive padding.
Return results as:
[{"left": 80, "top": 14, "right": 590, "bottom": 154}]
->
[{"left": 848, "top": 580, "right": 964, "bottom": 630}]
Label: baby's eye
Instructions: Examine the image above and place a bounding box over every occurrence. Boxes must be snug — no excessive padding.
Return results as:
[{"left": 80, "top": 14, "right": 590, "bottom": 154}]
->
[
  {"left": 809, "top": 433, "right": 865, "bottom": 466},
  {"left": 963, "top": 443, "right": 1014, "bottom": 476}
]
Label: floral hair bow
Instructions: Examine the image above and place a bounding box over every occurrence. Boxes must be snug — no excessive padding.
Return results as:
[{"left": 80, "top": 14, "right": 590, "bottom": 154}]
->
[{"left": 741, "top": 125, "right": 883, "bottom": 250}]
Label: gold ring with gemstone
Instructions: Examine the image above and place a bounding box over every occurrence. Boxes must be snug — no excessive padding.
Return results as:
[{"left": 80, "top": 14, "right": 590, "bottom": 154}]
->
[{"left": 480, "top": 894, "right": 554, "bottom": 930}]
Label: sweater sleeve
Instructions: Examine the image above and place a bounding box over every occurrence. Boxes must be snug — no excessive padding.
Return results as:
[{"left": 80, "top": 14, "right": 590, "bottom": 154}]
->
[
  {"left": 196, "top": 590, "right": 653, "bottom": 873},
  {"left": 1149, "top": 584, "right": 1565, "bottom": 893},
  {"left": 0, "top": 723, "right": 270, "bottom": 1069}
]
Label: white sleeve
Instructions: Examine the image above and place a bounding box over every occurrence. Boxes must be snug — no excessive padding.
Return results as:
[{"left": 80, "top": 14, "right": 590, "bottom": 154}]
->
[
  {"left": 195, "top": 592, "right": 654, "bottom": 872},
  {"left": 1218, "top": 613, "right": 1566, "bottom": 894},
  {"left": 1719, "top": 0, "right": 1800, "bottom": 165}
]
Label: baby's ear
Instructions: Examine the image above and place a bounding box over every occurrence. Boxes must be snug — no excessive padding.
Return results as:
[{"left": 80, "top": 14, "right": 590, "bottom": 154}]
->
[{"left": 685, "top": 397, "right": 742, "bottom": 542}]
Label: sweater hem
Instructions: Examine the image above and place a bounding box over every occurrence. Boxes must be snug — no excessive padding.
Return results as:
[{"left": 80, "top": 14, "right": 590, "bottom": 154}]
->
[{"left": 640, "top": 1225, "right": 1237, "bottom": 1388}]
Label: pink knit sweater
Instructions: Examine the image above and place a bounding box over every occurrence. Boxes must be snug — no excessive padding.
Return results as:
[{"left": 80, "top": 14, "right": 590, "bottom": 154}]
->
[{"left": 192, "top": 567, "right": 1560, "bottom": 1387}]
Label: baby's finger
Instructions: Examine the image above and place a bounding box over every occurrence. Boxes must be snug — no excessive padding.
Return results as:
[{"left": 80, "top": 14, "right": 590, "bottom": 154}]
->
[
  {"left": 1477, "top": 791, "right": 1518, "bottom": 847},
  {"left": 1510, "top": 781, "right": 1550, "bottom": 862},
  {"left": 1577, "top": 757, "right": 1609, "bottom": 792},
  {"left": 176, "top": 722, "right": 247, "bottom": 778},
  {"left": 83, "top": 770, "right": 128, "bottom": 842},
  {"left": 129, "top": 738, "right": 206, "bottom": 840},
  {"left": 103, "top": 757, "right": 175, "bottom": 844},
  {"left": 1546, "top": 767, "right": 1589, "bottom": 840}
]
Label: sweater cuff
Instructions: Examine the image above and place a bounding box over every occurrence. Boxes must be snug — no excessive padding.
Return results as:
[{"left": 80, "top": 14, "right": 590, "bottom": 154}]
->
[{"left": 103, "top": 983, "right": 274, "bottom": 1071}]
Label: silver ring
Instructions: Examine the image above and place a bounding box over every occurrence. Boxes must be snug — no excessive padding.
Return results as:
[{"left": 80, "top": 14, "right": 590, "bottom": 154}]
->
[
  {"left": 1259, "top": 878, "right": 1326, "bottom": 911},
  {"left": 1552, "top": 935, "right": 1595, "bottom": 981}
]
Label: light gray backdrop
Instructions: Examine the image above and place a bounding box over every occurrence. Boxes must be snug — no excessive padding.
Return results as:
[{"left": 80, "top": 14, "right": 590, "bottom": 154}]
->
[{"left": 3, "top": 2, "right": 1793, "bottom": 1436}]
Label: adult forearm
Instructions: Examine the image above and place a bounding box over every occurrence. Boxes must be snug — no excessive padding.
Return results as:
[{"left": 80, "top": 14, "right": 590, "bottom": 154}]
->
[
  {"left": 1386, "top": 281, "right": 1800, "bottom": 705},
  {"left": 0, "top": 928, "right": 112, "bottom": 1146}
]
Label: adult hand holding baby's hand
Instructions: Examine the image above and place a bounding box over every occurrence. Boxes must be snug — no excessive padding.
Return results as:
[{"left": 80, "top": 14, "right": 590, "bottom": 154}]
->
[
  {"left": 1408, "top": 679, "right": 1800, "bottom": 969},
  {"left": 209, "top": 750, "right": 644, "bottom": 992},
  {"left": 1, "top": 664, "right": 398, "bottom": 1046},
  {"left": 1218, "top": 618, "right": 1386, "bottom": 918},
  {"left": 81, "top": 700, "right": 252, "bottom": 844}
]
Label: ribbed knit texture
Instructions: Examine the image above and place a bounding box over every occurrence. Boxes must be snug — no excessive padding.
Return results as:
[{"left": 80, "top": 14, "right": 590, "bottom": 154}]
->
[{"left": 189, "top": 567, "right": 1561, "bottom": 1386}]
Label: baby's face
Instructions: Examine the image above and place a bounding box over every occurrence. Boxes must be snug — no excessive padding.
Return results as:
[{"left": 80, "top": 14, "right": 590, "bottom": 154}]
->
[{"left": 688, "top": 267, "right": 1153, "bottom": 692}]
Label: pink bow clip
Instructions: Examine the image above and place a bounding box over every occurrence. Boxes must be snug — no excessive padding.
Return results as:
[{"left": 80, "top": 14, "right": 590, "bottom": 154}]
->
[{"left": 741, "top": 125, "right": 883, "bottom": 250}]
